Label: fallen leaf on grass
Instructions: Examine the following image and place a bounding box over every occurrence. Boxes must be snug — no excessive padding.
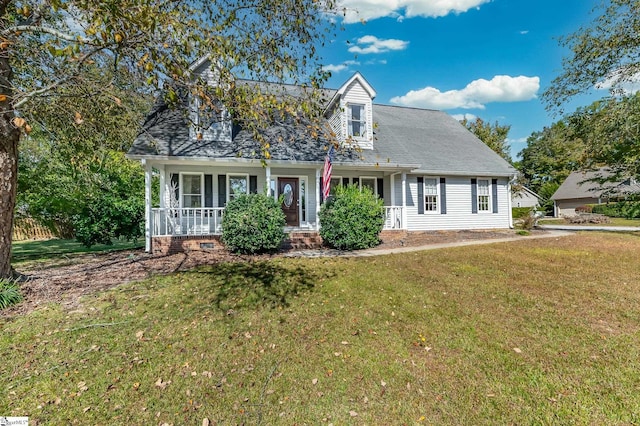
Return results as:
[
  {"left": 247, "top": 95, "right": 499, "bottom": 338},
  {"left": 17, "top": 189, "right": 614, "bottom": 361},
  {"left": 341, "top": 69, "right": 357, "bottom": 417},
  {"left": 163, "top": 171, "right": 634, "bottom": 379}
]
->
[
  {"left": 513, "top": 347, "right": 522, "bottom": 354},
  {"left": 349, "top": 411, "right": 358, "bottom": 417},
  {"left": 312, "top": 378, "right": 318, "bottom": 385},
  {"left": 380, "top": 380, "right": 386, "bottom": 387},
  {"left": 202, "top": 419, "right": 210, "bottom": 426},
  {"left": 135, "top": 330, "right": 144, "bottom": 340},
  {"left": 155, "top": 378, "right": 171, "bottom": 390},
  {"left": 83, "top": 406, "right": 91, "bottom": 413}
]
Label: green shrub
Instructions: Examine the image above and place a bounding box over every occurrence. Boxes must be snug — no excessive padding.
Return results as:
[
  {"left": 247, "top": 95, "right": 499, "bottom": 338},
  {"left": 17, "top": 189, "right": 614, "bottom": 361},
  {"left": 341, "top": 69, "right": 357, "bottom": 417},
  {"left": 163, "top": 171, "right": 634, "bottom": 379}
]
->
[
  {"left": 221, "top": 193, "right": 286, "bottom": 254},
  {"left": 512, "top": 207, "right": 533, "bottom": 219},
  {"left": 592, "top": 201, "right": 640, "bottom": 219},
  {"left": 0, "top": 278, "right": 23, "bottom": 310},
  {"left": 319, "top": 184, "right": 384, "bottom": 250}
]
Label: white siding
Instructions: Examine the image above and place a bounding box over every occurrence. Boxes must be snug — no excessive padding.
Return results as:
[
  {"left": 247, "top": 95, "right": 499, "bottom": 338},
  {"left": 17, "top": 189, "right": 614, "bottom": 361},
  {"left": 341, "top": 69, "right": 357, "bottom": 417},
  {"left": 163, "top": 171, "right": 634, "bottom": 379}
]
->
[
  {"left": 189, "top": 62, "right": 233, "bottom": 143},
  {"left": 397, "top": 175, "right": 512, "bottom": 230},
  {"left": 511, "top": 190, "right": 539, "bottom": 208},
  {"left": 340, "top": 80, "right": 374, "bottom": 149},
  {"left": 328, "top": 105, "right": 344, "bottom": 142}
]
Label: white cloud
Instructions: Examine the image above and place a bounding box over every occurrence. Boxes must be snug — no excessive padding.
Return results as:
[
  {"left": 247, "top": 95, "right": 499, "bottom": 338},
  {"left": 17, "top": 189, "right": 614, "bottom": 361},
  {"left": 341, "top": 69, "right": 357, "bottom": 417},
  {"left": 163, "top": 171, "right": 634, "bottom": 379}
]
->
[
  {"left": 451, "top": 113, "right": 477, "bottom": 121},
  {"left": 390, "top": 75, "right": 540, "bottom": 110},
  {"left": 322, "top": 60, "right": 361, "bottom": 74},
  {"left": 348, "top": 35, "right": 409, "bottom": 54},
  {"left": 519, "top": 30, "right": 529, "bottom": 35},
  {"left": 338, "top": 0, "right": 490, "bottom": 24}
]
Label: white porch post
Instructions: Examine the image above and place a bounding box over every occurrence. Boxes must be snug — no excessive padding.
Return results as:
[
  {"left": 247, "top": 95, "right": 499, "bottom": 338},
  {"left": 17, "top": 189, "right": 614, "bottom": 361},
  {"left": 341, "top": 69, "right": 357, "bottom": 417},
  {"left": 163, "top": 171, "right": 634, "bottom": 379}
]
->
[
  {"left": 143, "top": 160, "right": 152, "bottom": 253},
  {"left": 401, "top": 172, "right": 407, "bottom": 230},
  {"left": 315, "top": 168, "right": 321, "bottom": 231},
  {"left": 158, "top": 165, "right": 166, "bottom": 209},
  {"left": 266, "top": 166, "right": 271, "bottom": 196},
  {"left": 390, "top": 173, "right": 395, "bottom": 205}
]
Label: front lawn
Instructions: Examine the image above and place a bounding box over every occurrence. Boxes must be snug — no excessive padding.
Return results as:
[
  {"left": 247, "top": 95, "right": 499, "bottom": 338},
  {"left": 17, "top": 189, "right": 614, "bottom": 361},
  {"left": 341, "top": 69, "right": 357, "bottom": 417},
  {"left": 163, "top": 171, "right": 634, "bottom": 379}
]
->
[
  {"left": 11, "top": 238, "right": 144, "bottom": 263},
  {"left": 2, "top": 233, "right": 640, "bottom": 424}
]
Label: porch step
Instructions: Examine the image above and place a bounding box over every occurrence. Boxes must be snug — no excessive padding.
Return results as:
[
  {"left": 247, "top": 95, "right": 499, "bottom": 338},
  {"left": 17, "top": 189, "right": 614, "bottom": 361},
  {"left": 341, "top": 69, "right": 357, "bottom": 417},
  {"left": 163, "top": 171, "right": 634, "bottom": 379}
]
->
[{"left": 282, "top": 231, "right": 323, "bottom": 250}]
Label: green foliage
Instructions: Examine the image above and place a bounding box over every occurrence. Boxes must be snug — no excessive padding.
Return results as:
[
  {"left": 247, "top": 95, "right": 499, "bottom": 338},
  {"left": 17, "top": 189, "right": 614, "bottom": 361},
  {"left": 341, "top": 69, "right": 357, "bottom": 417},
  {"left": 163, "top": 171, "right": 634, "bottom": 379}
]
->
[
  {"left": 319, "top": 184, "right": 384, "bottom": 250},
  {"left": 516, "top": 230, "right": 530, "bottom": 236},
  {"left": 519, "top": 120, "right": 585, "bottom": 194},
  {"left": 221, "top": 193, "right": 286, "bottom": 254},
  {"left": 0, "top": 278, "right": 22, "bottom": 310},
  {"left": 592, "top": 201, "right": 640, "bottom": 219},
  {"left": 461, "top": 117, "right": 512, "bottom": 162},
  {"left": 544, "top": 0, "right": 640, "bottom": 111},
  {"left": 512, "top": 207, "right": 533, "bottom": 219}
]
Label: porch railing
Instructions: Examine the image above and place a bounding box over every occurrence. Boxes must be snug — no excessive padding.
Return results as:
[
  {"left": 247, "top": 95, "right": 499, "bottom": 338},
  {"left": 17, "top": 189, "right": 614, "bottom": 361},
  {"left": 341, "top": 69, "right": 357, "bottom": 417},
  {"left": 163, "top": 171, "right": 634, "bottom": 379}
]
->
[
  {"left": 383, "top": 206, "right": 404, "bottom": 230},
  {"left": 152, "top": 208, "right": 224, "bottom": 237}
]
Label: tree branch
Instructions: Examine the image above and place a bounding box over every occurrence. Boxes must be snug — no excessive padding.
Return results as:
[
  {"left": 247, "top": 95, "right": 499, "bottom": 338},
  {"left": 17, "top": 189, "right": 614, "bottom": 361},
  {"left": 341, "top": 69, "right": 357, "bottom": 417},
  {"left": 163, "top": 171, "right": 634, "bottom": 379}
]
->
[{"left": 2, "top": 24, "right": 88, "bottom": 44}]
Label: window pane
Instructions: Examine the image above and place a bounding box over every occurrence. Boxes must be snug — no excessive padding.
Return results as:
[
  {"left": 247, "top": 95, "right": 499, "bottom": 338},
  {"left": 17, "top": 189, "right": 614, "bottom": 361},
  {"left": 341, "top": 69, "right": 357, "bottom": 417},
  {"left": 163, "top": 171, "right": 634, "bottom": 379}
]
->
[
  {"left": 329, "top": 177, "right": 341, "bottom": 196},
  {"left": 183, "top": 175, "right": 201, "bottom": 194},
  {"left": 361, "top": 178, "right": 376, "bottom": 194},
  {"left": 184, "top": 195, "right": 201, "bottom": 208},
  {"left": 348, "top": 104, "right": 366, "bottom": 137},
  {"left": 229, "top": 175, "right": 248, "bottom": 198}
]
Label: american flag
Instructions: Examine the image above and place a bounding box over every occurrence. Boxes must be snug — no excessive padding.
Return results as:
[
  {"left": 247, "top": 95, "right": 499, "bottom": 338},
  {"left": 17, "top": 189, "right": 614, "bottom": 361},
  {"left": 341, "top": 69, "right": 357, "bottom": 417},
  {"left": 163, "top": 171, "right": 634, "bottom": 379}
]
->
[{"left": 322, "top": 145, "right": 335, "bottom": 200}]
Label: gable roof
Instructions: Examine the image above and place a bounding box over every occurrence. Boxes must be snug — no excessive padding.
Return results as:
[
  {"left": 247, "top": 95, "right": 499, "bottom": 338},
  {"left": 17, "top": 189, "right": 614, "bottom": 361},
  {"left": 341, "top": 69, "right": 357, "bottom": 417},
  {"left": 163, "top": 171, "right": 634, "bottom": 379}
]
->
[
  {"left": 128, "top": 75, "right": 516, "bottom": 176},
  {"left": 551, "top": 169, "right": 640, "bottom": 200}
]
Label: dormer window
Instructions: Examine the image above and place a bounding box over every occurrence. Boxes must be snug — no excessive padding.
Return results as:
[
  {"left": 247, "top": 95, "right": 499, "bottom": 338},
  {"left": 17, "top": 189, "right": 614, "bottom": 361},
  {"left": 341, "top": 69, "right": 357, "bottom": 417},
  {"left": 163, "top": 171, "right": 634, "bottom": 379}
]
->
[
  {"left": 348, "top": 104, "right": 366, "bottom": 138},
  {"left": 193, "top": 97, "right": 221, "bottom": 132}
]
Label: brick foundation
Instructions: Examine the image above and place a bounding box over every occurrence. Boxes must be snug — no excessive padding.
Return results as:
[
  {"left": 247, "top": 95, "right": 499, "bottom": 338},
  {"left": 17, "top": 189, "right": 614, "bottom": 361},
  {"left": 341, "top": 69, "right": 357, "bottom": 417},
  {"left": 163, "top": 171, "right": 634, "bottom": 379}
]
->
[{"left": 152, "top": 235, "right": 226, "bottom": 255}]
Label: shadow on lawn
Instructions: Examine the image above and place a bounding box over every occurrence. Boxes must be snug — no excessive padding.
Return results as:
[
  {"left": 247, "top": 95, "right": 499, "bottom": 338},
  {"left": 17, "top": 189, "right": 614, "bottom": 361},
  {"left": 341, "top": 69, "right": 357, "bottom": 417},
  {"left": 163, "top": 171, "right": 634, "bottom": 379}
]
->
[{"left": 187, "top": 260, "right": 326, "bottom": 311}]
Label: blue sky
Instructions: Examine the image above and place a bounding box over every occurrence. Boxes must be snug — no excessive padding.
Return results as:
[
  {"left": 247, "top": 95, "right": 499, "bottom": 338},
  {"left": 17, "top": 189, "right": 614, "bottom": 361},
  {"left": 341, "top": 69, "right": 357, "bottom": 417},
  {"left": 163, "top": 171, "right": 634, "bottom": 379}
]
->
[{"left": 317, "top": 0, "right": 604, "bottom": 159}]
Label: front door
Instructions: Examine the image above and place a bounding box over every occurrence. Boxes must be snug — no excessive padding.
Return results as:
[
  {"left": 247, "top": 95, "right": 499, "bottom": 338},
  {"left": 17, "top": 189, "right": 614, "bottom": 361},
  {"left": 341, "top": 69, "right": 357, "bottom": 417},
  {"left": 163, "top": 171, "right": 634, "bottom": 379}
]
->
[{"left": 278, "top": 177, "right": 299, "bottom": 226}]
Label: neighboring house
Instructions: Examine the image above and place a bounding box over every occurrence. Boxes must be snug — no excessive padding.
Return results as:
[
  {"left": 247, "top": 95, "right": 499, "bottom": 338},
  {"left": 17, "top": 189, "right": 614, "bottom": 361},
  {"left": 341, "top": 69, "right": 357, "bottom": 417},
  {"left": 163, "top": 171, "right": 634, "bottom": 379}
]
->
[
  {"left": 511, "top": 186, "right": 541, "bottom": 209},
  {"left": 127, "top": 59, "right": 517, "bottom": 253},
  {"left": 551, "top": 169, "right": 640, "bottom": 217}
]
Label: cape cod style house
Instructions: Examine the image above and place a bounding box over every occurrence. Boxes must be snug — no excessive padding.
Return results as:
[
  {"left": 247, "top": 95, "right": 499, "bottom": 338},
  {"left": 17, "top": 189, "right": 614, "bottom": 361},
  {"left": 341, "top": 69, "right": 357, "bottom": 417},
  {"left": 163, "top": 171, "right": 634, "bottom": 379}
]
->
[{"left": 127, "top": 59, "right": 517, "bottom": 253}]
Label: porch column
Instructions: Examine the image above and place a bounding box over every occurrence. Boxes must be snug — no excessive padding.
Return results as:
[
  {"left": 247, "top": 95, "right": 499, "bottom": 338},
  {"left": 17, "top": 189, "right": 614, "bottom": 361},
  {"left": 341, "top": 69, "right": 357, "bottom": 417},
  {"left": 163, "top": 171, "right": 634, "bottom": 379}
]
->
[
  {"left": 390, "top": 173, "right": 395, "bottom": 205},
  {"left": 143, "top": 160, "right": 152, "bottom": 253},
  {"left": 401, "top": 172, "right": 407, "bottom": 230},
  {"left": 315, "top": 168, "right": 321, "bottom": 230},
  {"left": 158, "top": 165, "right": 166, "bottom": 209},
  {"left": 265, "top": 166, "right": 271, "bottom": 196}
]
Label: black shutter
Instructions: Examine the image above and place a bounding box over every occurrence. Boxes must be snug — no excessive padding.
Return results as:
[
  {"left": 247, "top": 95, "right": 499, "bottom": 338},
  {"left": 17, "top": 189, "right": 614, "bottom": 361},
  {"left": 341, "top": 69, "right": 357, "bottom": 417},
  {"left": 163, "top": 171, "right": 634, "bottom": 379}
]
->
[
  {"left": 492, "top": 179, "right": 498, "bottom": 213},
  {"left": 471, "top": 178, "right": 478, "bottom": 214},
  {"left": 170, "top": 174, "right": 179, "bottom": 206},
  {"left": 342, "top": 177, "right": 349, "bottom": 187},
  {"left": 204, "top": 175, "right": 213, "bottom": 207},
  {"left": 377, "top": 178, "right": 384, "bottom": 199},
  {"left": 440, "top": 177, "right": 447, "bottom": 215},
  {"left": 417, "top": 177, "right": 424, "bottom": 214},
  {"left": 218, "top": 175, "right": 226, "bottom": 207},
  {"left": 250, "top": 175, "right": 258, "bottom": 194}
]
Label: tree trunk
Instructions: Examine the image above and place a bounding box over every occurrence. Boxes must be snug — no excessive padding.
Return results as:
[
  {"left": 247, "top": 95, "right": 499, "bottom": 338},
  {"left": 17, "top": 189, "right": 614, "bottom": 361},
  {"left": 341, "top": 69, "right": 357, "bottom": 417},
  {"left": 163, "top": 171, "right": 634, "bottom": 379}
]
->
[{"left": 0, "top": 3, "right": 20, "bottom": 278}]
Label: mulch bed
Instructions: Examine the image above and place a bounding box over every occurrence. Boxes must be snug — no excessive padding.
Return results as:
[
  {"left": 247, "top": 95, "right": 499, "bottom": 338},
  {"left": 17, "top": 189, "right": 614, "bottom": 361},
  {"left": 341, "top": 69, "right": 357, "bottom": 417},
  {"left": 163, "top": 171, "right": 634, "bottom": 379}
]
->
[{"left": 3, "top": 229, "right": 539, "bottom": 318}]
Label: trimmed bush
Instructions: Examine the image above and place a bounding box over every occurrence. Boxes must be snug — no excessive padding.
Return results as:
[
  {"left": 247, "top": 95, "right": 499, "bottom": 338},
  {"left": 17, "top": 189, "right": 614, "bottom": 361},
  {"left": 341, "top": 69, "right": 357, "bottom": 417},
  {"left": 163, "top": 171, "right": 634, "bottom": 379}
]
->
[
  {"left": 0, "top": 278, "right": 23, "bottom": 310},
  {"left": 221, "top": 193, "right": 286, "bottom": 254},
  {"left": 319, "top": 184, "right": 384, "bottom": 250},
  {"left": 592, "top": 201, "right": 640, "bottom": 219}
]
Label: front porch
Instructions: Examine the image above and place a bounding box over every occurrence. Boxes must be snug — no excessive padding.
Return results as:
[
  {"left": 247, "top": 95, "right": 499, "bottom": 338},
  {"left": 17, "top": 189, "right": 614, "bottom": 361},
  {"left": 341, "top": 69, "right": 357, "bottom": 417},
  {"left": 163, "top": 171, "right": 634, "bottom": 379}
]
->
[{"left": 150, "top": 206, "right": 406, "bottom": 237}]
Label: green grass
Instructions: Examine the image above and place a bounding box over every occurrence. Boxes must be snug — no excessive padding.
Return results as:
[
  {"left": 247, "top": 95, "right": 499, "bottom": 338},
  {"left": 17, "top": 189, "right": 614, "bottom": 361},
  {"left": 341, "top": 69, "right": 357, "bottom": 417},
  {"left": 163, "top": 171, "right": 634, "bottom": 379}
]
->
[
  {"left": 3, "top": 233, "right": 640, "bottom": 424},
  {"left": 11, "top": 238, "right": 144, "bottom": 263},
  {"left": 540, "top": 217, "right": 640, "bottom": 227}
]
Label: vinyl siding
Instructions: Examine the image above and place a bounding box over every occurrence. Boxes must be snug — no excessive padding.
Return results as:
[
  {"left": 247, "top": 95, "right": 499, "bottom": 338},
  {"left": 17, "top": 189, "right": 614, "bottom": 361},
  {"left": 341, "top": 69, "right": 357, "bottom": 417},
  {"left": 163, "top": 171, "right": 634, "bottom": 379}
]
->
[
  {"left": 189, "top": 62, "right": 233, "bottom": 143},
  {"left": 396, "top": 175, "right": 511, "bottom": 230},
  {"left": 340, "top": 80, "right": 374, "bottom": 150}
]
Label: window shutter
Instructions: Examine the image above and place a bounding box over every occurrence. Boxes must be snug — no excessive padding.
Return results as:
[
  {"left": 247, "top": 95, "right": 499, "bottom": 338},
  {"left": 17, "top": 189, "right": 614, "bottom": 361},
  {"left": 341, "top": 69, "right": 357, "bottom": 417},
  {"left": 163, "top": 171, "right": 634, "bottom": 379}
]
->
[
  {"left": 417, "top": 177, "right": 424, "bottom": 215},
  {"left": 440, "top": 178, "right": 447, "bottom": 215},
  {"left": 249, "top": 175, "right": 258, "bottom": 194},
  {"left": 204, "top": 175, "right": 213, "bottom": 207},
  {"left": 471, "top": 178, "right": 478, "bottom": 214},
  {"left": 377, "top": 178, "right": 384, "bottom": 199},
  {"left": 342, "top": 177, "right": 350, "bottom": 187},
  {"left": 170, "top": 174, "right": 179, "bottom": 207},
  {"left": 492, "top": 179, "right": 498, "bottom": 213},
  {"left": 218, "top": 175, "right": 226, "bottom": 207}
]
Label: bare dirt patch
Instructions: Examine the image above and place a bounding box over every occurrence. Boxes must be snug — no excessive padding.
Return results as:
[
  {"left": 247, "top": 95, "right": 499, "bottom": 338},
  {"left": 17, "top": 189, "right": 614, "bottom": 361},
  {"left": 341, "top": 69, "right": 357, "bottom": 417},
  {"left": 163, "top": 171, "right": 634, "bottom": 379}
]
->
[{"left": 4, "top": 229, "right": 543, "bottom": 318}]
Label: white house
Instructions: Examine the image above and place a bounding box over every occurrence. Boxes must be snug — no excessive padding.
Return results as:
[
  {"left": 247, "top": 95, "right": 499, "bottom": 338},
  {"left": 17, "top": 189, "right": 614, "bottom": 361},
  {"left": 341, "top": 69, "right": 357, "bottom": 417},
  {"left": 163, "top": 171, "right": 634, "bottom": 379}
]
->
[
  {"left": 127, "top": 59, "right": 517, "bottom": 253},
  {"left": 511, "top": 186, "right": 541, "bottom": 209}
]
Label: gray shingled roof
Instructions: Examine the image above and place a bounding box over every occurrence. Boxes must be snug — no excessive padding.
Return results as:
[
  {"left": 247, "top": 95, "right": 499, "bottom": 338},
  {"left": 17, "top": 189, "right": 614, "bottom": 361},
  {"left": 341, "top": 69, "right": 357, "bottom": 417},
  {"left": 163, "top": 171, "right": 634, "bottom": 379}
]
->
[
  {"left": 128, "top": 84, "right": 516, "bottom": 176},
  {"left": 551, "top": 169, "right": 640, "bottom": 200}
]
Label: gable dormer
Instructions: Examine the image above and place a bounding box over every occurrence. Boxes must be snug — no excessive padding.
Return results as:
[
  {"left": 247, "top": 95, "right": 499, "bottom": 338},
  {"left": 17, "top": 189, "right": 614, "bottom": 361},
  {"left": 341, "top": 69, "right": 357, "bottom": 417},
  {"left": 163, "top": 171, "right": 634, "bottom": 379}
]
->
[
  {"left": 188, "top": 57, "right": 233, "bottom": 143},
  {"left": 326, "top": 72, "right": 376, "bottom": 150}
]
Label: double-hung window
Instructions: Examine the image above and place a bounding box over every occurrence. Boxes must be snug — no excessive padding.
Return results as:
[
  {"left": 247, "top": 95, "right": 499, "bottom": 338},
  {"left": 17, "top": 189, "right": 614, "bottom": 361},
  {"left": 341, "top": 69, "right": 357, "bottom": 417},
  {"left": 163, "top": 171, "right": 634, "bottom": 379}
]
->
[
  {"left": 181, "top": 174, "right": 203, "bottom": 208},
  {"left": 228, "top": 175, "right": 249, "bottom": 201},
  {"left": 477, "top": 179, "right": 490, "bottom": 212},
  {"left": 424, "top": 178, "right": 438, "bottom": 212},
  {"left": 348, "top": 104, "right": 366, "bottom": 138},
  {"left": 360, "top": 177, "right": 377, "bottom": 196}
]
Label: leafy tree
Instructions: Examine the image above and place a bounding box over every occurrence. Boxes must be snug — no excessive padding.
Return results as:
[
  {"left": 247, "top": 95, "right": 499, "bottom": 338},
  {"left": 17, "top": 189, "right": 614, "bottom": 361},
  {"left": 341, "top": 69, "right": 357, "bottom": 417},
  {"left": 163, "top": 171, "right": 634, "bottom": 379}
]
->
[
  {"left": 519, "top": 120, "right": 585, "bottom": 194},
  {"left": 461, "top": 117, "right": 512, "bottom": 162},
  {"left": 0, "top": 0, "right": 336, "bottom": 278},
  {"left": 543, "top": 0, "right": 640, "bottom": 111}
]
